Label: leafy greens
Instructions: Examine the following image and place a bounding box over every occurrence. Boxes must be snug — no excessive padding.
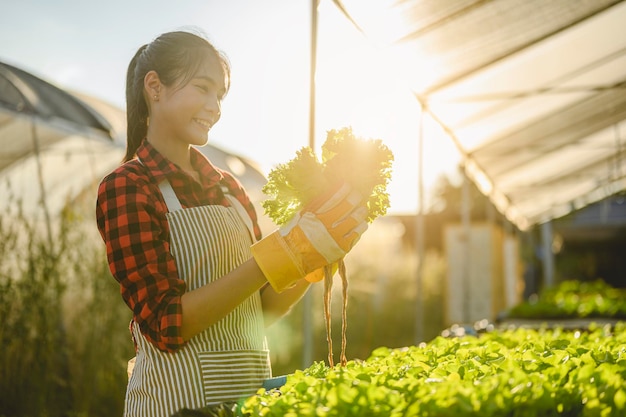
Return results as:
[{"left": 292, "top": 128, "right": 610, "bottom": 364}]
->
[{"left": 261, "top": 127, "right": 393, "bottom": 225}]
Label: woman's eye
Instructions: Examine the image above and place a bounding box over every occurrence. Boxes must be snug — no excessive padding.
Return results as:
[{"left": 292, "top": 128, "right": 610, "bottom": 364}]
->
[{"left": 196, "top": 84, "right": 209, "bottom": 92}]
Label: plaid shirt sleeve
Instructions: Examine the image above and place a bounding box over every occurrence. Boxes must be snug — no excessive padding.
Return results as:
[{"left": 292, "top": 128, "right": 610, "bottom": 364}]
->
[{"left": 96, "top": 165, "right": 186, "bottom": 353}]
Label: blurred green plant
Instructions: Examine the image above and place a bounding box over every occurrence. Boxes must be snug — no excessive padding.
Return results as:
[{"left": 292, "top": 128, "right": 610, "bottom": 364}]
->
[
  {"left": 507, "top": 279, "right": 626, "bottom": 320},
  {"left": 0, "top": 191, "right": 133, "bottom": 417}
]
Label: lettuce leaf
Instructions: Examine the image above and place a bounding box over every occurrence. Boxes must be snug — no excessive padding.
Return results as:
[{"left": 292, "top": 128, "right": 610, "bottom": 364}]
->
[{"left": 262, "top": 127, "right": 394, "bottom": 225}]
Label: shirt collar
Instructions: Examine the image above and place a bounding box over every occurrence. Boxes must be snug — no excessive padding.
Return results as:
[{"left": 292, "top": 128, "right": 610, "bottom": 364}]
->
[
  {"left": 136, "top": 139, "right": 224, "bottom": 188},
  {"left": 190, "top": 146, "right": 224, "bottom": 188}
]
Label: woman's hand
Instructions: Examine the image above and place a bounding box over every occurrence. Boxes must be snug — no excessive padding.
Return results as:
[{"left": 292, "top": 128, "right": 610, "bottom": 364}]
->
[{"left": 251, "top": 183, "right": 368, "bottom": 292}]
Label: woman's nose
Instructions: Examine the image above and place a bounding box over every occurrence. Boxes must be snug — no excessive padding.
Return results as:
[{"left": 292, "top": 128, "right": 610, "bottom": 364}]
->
[{"left": 206, "top": 96, "right": 221, "bottom": 123}]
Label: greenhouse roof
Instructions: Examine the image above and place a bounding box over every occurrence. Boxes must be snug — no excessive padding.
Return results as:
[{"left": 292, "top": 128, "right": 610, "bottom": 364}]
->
[{"left": 335, "top": 0, "right": 626, "bottom": 230}]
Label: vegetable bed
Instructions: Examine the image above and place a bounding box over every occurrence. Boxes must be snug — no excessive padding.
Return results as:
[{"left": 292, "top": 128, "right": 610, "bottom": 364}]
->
[
  {"left": 238, "top": 323, "right": 626, "bottom": 416},
  {"left": 506, "top": 280, "right": 626, "bottom": 321}
]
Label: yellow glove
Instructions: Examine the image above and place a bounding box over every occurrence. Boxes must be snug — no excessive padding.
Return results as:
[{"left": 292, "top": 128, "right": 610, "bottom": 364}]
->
[
  {"left": 304, "top": 264, "right": 338, "bottom": 283},
  {"left": 251, "top": 183, "right": 367, "bottom": 292}
]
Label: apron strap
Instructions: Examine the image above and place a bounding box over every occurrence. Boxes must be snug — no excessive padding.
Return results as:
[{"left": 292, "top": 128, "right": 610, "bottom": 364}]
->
[
  {"left": 136, "top": 157, "right": 183, "bottom": 213},
  {"left": 222, "top": 185, "right": 256, "bottom": 243},
  {"left": 158, "top": 180, "right": 183, "bottom": 212}
]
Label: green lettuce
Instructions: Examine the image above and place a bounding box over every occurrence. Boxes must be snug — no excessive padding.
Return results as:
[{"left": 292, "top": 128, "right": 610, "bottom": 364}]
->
[{"left": 261, "top": 127, "right": 394, "bottom": 225}]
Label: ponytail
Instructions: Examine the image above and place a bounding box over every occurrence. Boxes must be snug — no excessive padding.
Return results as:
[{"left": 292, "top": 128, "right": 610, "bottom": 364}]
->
[{"left": 123, "top": 44, "right": 149, "bottom": 162}]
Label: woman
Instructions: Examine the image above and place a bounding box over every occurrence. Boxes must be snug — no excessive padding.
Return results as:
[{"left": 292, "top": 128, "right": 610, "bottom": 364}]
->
[{"left": 96, "top": 29, "right": 367, "bottom": 416}]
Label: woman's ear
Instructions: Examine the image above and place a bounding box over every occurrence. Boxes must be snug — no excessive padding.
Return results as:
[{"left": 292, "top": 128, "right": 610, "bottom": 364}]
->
[{"left": 144, "top": 70, "right": 162, "bottom": 102}]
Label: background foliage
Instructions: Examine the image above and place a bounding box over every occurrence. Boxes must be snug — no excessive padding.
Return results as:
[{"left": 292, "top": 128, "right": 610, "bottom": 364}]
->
[{"left": 0, "top": 196, "right": 133, "bottom": 417}]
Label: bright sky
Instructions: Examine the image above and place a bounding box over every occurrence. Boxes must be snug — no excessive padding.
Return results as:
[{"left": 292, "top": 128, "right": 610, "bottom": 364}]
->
[{"left": 0, "top": 0, "right": 461, "bottom": 214}]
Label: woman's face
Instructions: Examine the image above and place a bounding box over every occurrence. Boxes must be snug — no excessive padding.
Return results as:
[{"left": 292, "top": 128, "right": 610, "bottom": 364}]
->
[{"left": 152, "top": 53, "right": 226, "bottom": 148}]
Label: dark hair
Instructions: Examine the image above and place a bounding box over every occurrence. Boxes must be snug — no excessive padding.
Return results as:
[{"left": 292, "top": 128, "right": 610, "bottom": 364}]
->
[{"left": 123, "top": 30, "right": 231, "bottom": 162}]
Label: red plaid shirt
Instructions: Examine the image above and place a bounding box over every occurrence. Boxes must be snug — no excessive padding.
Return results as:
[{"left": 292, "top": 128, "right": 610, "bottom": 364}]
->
[{"left": 96, "top": 140, "right": 262, "bottom": 352}]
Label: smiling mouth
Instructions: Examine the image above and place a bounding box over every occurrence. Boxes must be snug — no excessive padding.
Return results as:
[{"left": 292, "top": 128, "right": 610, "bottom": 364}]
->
[{"left": 194, "top": 118, "right": 213, "bottom": 130}]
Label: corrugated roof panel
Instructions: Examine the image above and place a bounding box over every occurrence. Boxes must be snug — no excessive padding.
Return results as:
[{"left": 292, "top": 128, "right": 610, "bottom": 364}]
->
[
  {"left": 336, "top": 0, "right": 626, "bottom": 229},
  {"left": 452, "top": 91, "right": 590, "bottom": 151},
  {"left": 431, "top": 0, "right": 625, "bottom": 94},
  {"left": 472, "top": 88, "right": 626, "bottom": 166},
  {"left": 393, "top": 0, "right": 622, "bottom": 92},
  {"left": 429, "top": 2, "right": 626, "bottom": 135},
  {"left": 485, "top": 125, "right": 620, "bottom": 183}
]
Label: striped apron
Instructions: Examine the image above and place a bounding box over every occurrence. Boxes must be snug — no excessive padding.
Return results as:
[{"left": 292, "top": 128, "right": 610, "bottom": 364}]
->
[{"left": 124, "top": 180, "right": 271, "bottom": 417}]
